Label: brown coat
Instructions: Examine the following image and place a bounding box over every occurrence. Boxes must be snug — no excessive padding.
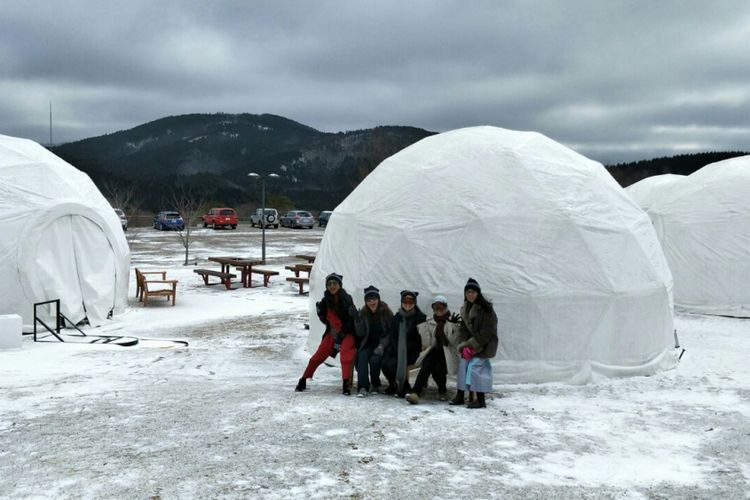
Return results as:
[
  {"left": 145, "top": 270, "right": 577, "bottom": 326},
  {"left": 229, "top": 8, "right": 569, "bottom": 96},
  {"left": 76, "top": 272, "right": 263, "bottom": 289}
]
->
[{"left": 457, "top": 301, "right": 498, "bottom": 358}]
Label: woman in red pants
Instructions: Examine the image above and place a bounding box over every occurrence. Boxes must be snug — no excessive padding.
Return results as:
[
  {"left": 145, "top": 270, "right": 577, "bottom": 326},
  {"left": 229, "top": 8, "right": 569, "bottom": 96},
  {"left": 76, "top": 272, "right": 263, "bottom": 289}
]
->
[{"left": 295, "top": 273, "right": 358, "bottom": 395}]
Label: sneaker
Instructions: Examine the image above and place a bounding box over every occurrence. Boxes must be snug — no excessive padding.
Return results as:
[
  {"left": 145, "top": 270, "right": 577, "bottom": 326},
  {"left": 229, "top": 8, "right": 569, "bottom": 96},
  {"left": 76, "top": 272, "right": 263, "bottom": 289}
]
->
[
  {"left": 369, "top": 385, "right": 381, "bottom": 394},
  {"left": 357, "top": 388, "right": 368, "bottom": 398},
  {"left": 438, "top": 391, "right": 448, "bottom": 401},
  {"left": 383, "top": 385, "right": 397, "bottom": 396},
  {"left": 405, "top": 393, "right": 419, "bottom": 405}
]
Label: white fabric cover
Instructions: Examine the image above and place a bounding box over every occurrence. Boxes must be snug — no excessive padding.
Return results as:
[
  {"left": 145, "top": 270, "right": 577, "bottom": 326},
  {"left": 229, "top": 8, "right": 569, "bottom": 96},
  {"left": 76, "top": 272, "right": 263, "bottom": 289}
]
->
[
  {"left": 307, "top": 126, "right": 675, "bottom": 383},
  {"left": 645, "top": 155, "right": 750, "bottom": 317},
  {"left": 0, "top": 134, "right": 130, "bottom": 328},
  {"left": 625, "top": 174, "right": 685, "bottom": 211}
]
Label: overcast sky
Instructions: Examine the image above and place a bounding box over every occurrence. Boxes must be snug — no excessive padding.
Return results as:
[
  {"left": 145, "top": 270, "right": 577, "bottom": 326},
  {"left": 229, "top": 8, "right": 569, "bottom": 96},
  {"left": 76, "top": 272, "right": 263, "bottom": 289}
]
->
[{"left": 2, "top": 1, "right": 749, "bottom": 163}]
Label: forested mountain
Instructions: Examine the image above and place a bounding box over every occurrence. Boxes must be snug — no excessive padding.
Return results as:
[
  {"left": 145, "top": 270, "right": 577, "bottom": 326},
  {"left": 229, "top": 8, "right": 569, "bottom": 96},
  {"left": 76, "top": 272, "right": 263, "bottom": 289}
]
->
[
  {"left": 50, "top": 113, "right": 748, "bottom": 212},
  {"left": 605, "top": 151, "right": 749, "bottom": 187},
  {"left": 51, "top": 113, "right": 435, "bottom": 211}
]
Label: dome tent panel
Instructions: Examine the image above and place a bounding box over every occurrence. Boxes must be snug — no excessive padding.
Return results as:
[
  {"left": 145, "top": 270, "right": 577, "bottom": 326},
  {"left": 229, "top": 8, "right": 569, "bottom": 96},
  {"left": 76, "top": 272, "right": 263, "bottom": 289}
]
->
[
  {"left": 308, "top": 126, "right": 675, "bottom": 383},
  {"left": 646, "top": 155, "right": 750, "bottom": 317},
  {"left": 0, "top": 134, "right": 130, "bottom": 329},
  {"left": 625, "top": 174, "right": 686, "bottom": 212}
]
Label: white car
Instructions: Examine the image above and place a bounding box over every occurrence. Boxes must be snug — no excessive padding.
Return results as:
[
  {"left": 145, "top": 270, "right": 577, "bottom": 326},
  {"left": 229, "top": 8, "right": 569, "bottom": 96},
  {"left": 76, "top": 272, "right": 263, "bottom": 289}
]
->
[
  {"left": 250, "top": 208, "right": 279, "bottom": 228},
  {"left": 114, "top": 208, "right": 128, "bottom": 232}
]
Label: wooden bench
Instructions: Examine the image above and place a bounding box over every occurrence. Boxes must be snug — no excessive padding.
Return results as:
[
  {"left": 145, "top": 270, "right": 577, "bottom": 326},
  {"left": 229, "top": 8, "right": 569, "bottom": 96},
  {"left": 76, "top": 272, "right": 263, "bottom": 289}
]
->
[
  {"left": 142, "top": 279, "right": 177, "bottom": 307},
  {"left": 250, "top": 268, "right": 279, "bottom": 287},
  {"left": 193, "top": 268, "right": 236, "bottom": 289},
  {"left": 284, "top": 263, "right": 312, "bottom": 277},
  {"left": 294, "top": 254, "right": 316, "bottom": 263},
  {"left": 286, "top": 276, "right": 310, "bottom": 295}
]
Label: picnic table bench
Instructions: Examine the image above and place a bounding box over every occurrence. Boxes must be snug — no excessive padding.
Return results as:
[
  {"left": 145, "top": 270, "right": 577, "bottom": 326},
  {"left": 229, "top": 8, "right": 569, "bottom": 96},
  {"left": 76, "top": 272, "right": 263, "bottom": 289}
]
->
[
  {"left": 193, "top": 268, "right": 237, "bottom": 289},
  {"left": 294, "top": 254, "right": 316, "bottom": 263},
  {"left": 207, "top": 256, "right": 262, "bottom": 288},
  {"left": 286, "top": 276, "right": 310, "bottom": 295},
  {"left": 249, "top": 268, "right": 279, "bottom": 287},
  {"left": 285, "top": 263, "right": 313, "bottom": 277}
]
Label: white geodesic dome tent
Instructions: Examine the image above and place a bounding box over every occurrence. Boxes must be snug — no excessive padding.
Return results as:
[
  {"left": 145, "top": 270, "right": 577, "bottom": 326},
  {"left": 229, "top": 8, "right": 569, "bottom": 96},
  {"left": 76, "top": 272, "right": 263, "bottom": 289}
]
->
[
  {"left": 0, "top": 134, "right": 130, "bottom": 329},
  {"left": 625, "top": 174, "right": 685, "bottom": 211},
  {"left": 645, "top": 155, "right": 750, "bottom": 317},
  {"left": 307, "top": 126, "right": 676, "bottom": 383}
]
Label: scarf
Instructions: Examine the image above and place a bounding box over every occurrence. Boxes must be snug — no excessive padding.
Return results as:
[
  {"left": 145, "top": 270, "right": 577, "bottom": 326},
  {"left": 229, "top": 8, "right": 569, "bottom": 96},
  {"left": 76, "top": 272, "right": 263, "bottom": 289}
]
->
[
  {"left": 396, "top": 307, "right": 415, "bottom": 393},
  {"left": 433, "top": 311, "right": 449, "bottom": 347}
]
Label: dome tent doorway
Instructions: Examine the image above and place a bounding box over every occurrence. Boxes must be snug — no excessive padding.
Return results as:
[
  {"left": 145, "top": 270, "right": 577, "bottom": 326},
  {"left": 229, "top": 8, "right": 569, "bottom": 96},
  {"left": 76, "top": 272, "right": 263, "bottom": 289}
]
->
[
  {"left": 307, "top": 126, "right": 676, "bottom": 383},
  {"left": 0, "top": 134, "right": 130, "bottom": 329}
]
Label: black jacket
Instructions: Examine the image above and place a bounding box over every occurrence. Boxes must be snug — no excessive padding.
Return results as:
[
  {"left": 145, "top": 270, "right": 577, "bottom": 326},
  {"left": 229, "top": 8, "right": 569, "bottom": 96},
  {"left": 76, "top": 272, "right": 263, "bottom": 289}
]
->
[
  {"left": 316, "top": 288, "right": 357, "bottom": 339},
  {"left": 355, "top": 302, "right": 394, "bottom": 349},
  {"left": 385, "top": 307, "right": 426, "bottom": 365}
]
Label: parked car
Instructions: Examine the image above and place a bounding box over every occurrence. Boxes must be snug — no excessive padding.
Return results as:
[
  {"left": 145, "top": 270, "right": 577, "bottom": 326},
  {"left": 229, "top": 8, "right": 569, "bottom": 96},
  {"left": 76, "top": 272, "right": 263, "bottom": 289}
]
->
[
  {"left": 153, "top": 211, "right": 185, "bottom": 231},
  {"left": 202, "top": 207, "right": 238, "bottom": 229},
  {"left": 114, "top": 208, "right": 128, "bottom": 232},
  {"left": 281, "top": 210, "right": 315, "bottom": 229},
  {"left": 318, "top": 210, "right": 332, "bottom": 227},
  {"left": 250, "top": 208, "right": 279, "bottom": 229}
]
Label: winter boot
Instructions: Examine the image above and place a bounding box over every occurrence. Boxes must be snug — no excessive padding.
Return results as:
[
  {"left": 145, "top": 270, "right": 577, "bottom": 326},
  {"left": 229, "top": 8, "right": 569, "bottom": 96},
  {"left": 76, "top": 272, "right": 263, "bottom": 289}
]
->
[
  {"left": 449, "top": 390, "right": 465, "bottom": 406},
  {"left": 342, "top": 379, "right": 351, "bottom": 396},
  {"left": 467, "top": 392, "right": 486, "bottom": 409},
  {"left": 405, "top": 392, "right": 420, "bottom": 405},
  {"left": 295, "top": 377, "right": 306, "bottom": 392}
]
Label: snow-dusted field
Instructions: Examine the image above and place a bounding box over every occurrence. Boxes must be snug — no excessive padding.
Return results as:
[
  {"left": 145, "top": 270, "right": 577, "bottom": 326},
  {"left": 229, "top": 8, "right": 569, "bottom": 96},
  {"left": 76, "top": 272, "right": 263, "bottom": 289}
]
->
[{"left": 2, "top": 225, "right": 749, "bottom": 499}]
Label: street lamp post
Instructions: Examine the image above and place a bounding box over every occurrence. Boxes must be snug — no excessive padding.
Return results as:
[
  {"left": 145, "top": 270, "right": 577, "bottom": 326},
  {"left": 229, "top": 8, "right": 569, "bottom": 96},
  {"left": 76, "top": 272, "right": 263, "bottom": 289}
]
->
[{"left": 247, "top": 172, "right": 279, "bottom": 264}]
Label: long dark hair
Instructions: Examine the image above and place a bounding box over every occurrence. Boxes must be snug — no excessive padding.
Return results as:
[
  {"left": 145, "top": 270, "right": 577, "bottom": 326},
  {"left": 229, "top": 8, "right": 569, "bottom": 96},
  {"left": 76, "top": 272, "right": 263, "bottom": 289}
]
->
[{"left": 467, "top": 291, "right": 493, "bottom": 312}]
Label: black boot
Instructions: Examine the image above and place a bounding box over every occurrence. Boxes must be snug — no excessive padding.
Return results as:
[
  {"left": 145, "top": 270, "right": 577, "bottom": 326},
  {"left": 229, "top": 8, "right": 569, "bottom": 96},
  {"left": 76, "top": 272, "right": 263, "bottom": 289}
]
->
[
  {"left": 449, "top": 390, "right": 465, "bottom": 406},
  {"left": 396, "top": 382, "right": 411, "bottom": 399},
  {"left": 295, "top": 377, "right": 306, "bottom": 392},
  {"left": 467, "top": 392, "right": 486, "bottom": 409},
  {"left": 342, "top": 379, "right": 351, "bottom": 396},
  {"left": 384, "top": 384, "right": 397, "bottom": 395}
]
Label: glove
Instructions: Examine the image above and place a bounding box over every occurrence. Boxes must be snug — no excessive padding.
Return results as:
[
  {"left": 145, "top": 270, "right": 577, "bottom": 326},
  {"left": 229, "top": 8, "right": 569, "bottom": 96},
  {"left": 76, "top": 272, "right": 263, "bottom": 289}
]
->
[
  {"left": 373, "top": 345, "right": 384, "bottom": 356},
  {"left": 462, "top": 347, "right": 476, "bottom": 360},
  {"left": 448, "top": 313, "right": 461, "bottom": 323}
]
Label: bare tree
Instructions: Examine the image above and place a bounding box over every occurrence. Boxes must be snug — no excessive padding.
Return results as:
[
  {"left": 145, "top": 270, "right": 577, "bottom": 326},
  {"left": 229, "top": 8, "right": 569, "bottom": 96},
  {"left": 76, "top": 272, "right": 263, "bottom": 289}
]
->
[
  {"left": 101, "top": 181, "right": 140, "bottom": 215},
  {"left": 169, "top": 185, "right": 207, "bottom": 266}
]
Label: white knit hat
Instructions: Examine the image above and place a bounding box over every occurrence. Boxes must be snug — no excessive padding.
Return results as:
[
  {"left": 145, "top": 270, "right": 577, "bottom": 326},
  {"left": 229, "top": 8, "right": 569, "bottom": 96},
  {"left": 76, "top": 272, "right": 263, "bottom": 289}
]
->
[{"left": 431, "top": 295, "right": 448, "bottom": 306}]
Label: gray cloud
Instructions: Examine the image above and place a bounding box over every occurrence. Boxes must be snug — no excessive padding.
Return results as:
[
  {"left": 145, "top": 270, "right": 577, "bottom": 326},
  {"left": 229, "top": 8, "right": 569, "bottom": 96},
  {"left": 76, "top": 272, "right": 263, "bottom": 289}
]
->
[{"left": 1, "top": 0, "right": 749, "bottom": 163}]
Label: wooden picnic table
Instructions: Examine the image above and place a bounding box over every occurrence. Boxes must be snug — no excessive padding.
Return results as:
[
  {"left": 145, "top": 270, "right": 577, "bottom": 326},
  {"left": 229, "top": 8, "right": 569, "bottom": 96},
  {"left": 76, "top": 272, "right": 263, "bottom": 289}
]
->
[
  {"left": 285, "top": 262, "right": 313, "bottom": 277},
  {"left": 208, "top": 256, "right": 263, "bottom": 287},
  {"left": 294, "top": 254, "right": 316, "bottom": 263}
]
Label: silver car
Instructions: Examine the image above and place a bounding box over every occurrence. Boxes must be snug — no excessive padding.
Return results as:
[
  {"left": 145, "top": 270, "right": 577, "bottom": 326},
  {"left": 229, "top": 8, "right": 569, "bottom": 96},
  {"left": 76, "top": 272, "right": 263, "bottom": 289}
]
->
[{"left": 281, "top": 210, "right": 315, "bottom": 229}]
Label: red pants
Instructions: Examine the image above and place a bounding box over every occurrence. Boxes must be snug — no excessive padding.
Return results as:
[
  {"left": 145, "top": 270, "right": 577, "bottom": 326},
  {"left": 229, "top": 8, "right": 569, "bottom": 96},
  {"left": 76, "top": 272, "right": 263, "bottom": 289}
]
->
[{"left": 302, "top": 333, "right": 356, "bottom": 381}]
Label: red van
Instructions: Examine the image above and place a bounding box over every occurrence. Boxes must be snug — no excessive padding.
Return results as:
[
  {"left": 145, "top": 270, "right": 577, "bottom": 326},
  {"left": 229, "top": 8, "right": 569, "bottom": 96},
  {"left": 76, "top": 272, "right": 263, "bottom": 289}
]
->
[{"left": 202, "top": 207, "right": 238, "bottom": 229}]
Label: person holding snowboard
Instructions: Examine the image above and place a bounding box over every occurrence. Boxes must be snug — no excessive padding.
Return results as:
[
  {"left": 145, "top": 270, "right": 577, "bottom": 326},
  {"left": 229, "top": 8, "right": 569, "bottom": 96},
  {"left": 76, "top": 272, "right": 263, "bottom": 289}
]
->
[{"left": 295, "top": 273, "right": 358, "bottom": 395}]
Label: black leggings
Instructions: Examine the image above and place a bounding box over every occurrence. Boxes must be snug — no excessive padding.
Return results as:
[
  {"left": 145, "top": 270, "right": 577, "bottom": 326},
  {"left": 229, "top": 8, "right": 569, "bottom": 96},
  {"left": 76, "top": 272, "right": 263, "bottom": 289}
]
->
[{"left": 412, "top": 348, "right": 447, "bottom": 394}]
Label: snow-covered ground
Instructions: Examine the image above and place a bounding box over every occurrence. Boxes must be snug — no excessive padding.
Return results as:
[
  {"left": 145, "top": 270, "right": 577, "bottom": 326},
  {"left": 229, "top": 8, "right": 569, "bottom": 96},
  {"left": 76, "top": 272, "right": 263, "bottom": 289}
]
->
[{"left": 1, "top": 225, "right": 749, "bottom": 499}]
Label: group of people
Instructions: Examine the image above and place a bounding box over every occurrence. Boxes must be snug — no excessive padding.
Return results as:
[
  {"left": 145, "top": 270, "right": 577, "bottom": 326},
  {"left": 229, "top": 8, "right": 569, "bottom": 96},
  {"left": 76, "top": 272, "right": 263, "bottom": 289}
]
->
[{"left": 295, "top": 273, "right": 498, "bottom": 409}]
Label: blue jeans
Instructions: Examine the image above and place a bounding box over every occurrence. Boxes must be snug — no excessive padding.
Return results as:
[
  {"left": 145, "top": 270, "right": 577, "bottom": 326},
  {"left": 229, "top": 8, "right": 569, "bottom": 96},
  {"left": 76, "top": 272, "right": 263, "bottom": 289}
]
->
[{"left": 356, "top": 346, "right": 383, "bottom": 391}]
